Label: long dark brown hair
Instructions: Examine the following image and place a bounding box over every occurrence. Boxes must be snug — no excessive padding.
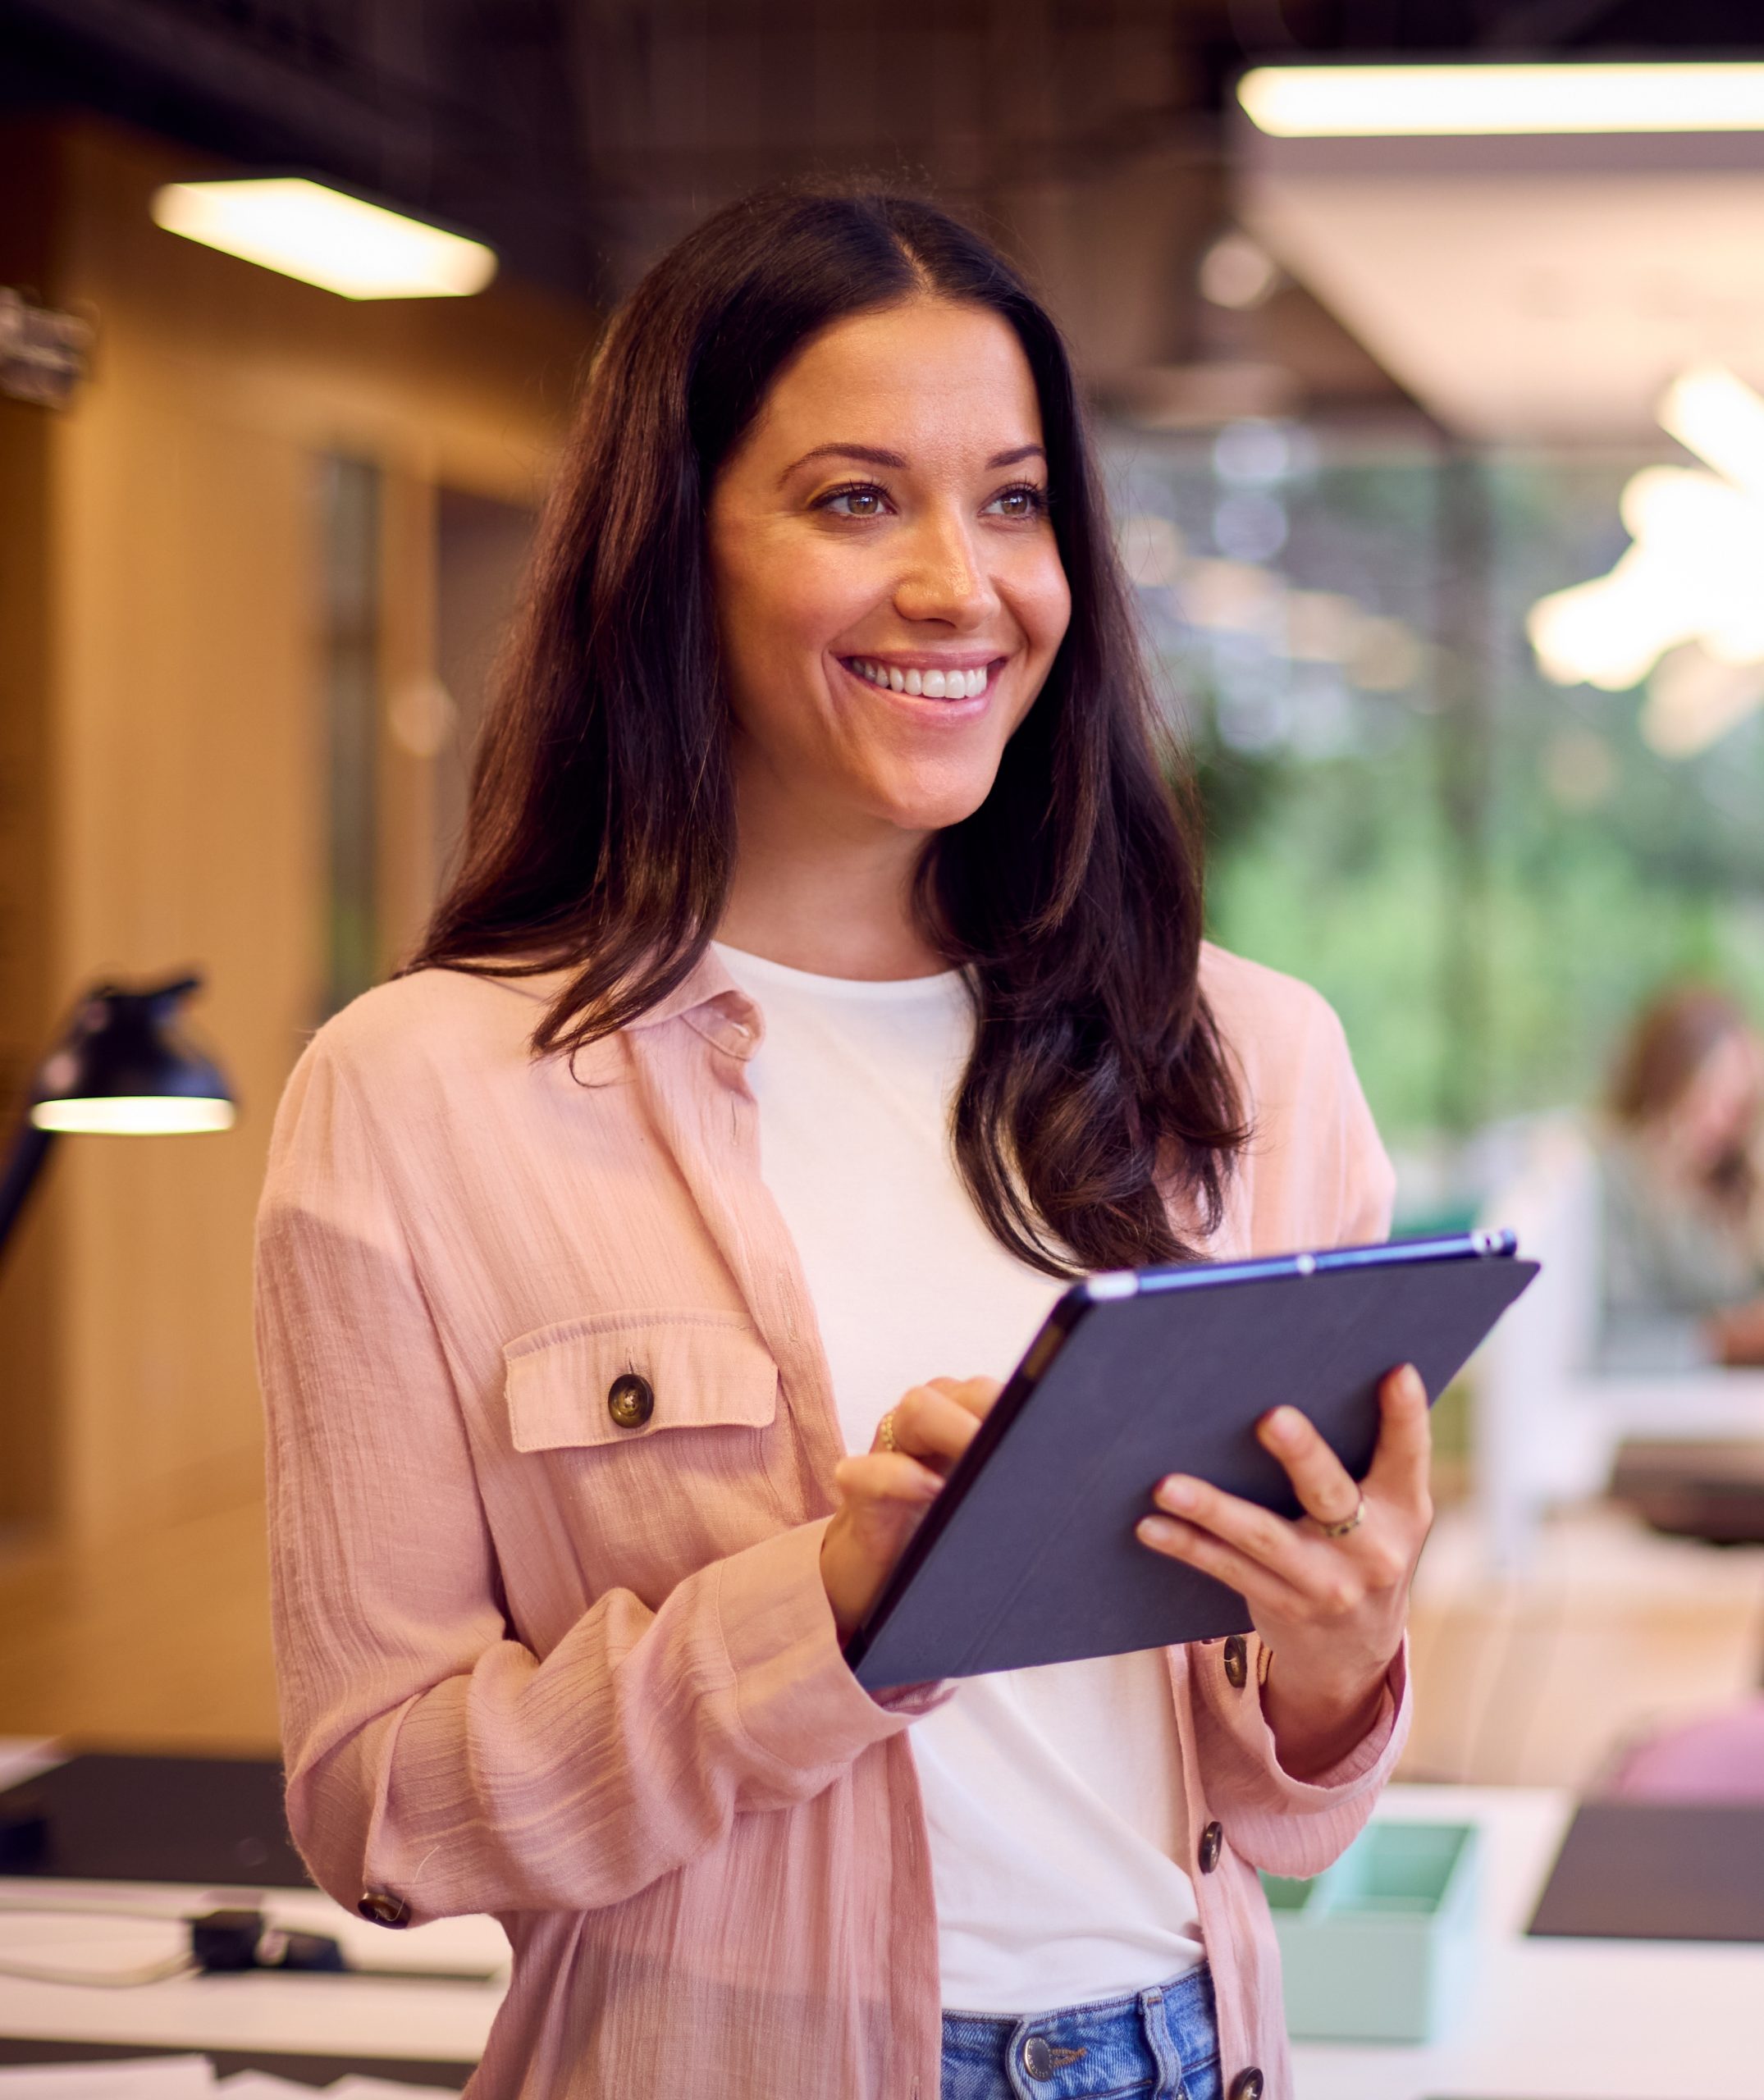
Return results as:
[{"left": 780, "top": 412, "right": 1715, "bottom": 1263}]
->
[
  {"left": 410, "top": 187, "right": 1246, "bottom": 1276},
  {"left": 1609, "top": 984, "right": 1758, "bottom": 1212}
]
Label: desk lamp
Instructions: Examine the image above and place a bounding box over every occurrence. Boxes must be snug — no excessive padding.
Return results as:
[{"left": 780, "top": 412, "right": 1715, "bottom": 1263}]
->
[{"left": 0, "top": 972, "right": 235, "bottom": 1263}]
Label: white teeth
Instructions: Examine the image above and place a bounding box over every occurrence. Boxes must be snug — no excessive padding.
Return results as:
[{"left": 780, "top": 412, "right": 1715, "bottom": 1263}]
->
[{"left": 849, "top": 660, "right": 992, "bottom": 696}]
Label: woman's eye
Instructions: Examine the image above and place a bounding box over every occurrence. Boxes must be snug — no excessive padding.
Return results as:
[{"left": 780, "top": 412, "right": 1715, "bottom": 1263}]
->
[
  {"left": 988, "top": 483, "right": 1049, "bottom": 520},
  {"left": 820, "top": 483, "right": 889, "bottom": 518}
]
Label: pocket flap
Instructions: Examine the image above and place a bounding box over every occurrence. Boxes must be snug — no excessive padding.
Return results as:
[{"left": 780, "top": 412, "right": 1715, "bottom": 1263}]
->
[{"left": 503, "top": 1311, "right": 779, "bottom": 1453}]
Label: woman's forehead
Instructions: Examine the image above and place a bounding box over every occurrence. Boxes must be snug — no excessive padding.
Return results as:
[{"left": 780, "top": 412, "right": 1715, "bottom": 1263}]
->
[{"left": 745, "top": 299, "right": 1044, "bottom": 465}]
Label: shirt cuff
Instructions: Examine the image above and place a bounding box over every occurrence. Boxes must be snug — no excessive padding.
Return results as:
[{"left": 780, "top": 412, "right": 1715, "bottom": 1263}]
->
[
  {"left": 712, "top": 1518, "right": 951, "bottom": 1777},
  {"left": 1200, "top": 1632, "right": 1410, "bottom": 1812}
]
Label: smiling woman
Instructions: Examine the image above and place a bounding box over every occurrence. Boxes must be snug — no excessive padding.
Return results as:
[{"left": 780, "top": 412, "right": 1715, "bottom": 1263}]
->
[
  {"left": 413, "top": 189, "right": 1247, "bottom": 1279},
  {"left": 255, "top": 188, "right": 1420, "bottom": 2100}
]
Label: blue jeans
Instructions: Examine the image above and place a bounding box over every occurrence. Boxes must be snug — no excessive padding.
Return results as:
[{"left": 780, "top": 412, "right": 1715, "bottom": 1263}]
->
[{"left": 940, "top": 1964, "right": 1222, "bottom": 2100}]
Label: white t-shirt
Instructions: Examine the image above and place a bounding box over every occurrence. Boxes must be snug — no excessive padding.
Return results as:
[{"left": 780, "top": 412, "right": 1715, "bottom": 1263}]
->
[{"left": 715, "top": 943, "right": 1204, "bottom": 2015}]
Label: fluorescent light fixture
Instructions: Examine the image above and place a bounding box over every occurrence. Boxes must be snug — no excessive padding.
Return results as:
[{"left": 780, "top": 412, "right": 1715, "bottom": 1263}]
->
[
  {"left": 1239, "top": 62, "right": 1764, "bottom": 138},
  {"left": 150, "top": 179, "right": 497, "bottom": 299},
  {"left": 30, "top": 1097, "right": 235, "bottom": 1136}
]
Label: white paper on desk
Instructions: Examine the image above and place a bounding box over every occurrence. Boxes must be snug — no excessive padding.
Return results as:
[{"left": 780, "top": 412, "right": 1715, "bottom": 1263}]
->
[
  {"left": 326, "top": 2078, "right": 462, "bottom": 2100},
  {"left": 0, "top": 2057, "right": 215, "bottom": 2100},
  {"left": 212, "top": 2078, "right": 327, "bottom": 2100}
]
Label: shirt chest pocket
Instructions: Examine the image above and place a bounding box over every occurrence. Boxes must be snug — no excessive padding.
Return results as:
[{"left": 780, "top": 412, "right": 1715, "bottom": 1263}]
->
[{"left": 503, "top": 1310, "right": 779, "bottom": 1454}]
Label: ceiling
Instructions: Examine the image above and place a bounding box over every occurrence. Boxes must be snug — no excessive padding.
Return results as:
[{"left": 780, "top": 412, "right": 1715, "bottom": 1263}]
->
[
  {"left": 7, "top": 0, "right": 1764, "bottom": 430},
  {"left": 1244, "top": 129, "right": 1764, "bottom": 443}
]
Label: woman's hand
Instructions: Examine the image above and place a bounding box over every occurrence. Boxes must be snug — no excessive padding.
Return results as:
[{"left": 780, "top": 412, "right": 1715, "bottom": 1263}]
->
[
  {"left": 821, "top": 1376, "right": 1001, "bottom": 1643},
  {"left": 1136, "top": 1363, "right": 1433, "bottom": 1780}
]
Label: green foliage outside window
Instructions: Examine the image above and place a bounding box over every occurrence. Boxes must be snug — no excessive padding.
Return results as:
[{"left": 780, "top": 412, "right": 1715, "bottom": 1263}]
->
[{"left": 1111, "top": 432, "right": 1764, "bottom": 1171}]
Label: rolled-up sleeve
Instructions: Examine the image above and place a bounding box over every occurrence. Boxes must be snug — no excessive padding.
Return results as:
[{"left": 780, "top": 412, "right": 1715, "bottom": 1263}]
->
[
  {"left": 1188, "top": 1634, "right": 1411, "bottom": 1875},
  {"left": 257, "top": 1042, "right": 925, "bottom": 1927}
]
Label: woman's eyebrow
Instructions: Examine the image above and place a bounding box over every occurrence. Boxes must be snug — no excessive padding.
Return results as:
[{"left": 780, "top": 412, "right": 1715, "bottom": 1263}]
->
[{"left": 779, "top": 441, "right": 1047, "bottom": 484}]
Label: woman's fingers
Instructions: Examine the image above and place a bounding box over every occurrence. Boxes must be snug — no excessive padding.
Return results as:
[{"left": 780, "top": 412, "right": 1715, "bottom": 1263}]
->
[
  {"left": 1254, "top": 1404, "right": 1363, "bottom": 1528},
  {"left": 1145, "top": 1367, "right": 1433, "bottom": 1595},
  {"left": 1148, "top": 1470, "right": 1327, "bottom": 1590},
  {"left": 1136, "top": 1511, "right": 1312, "bottom": 1618},
  {"left": 1364, "top": 1363, "right": 1433, "bottom": 1504},
  {"left": 925, "top": 1375, "right": 1003, "bottom": 1418},
  {"left": 834, "top": 1449, "right": 945, "bottom": 1510},
  {"left": 875, "top": 1378, "right": 995, "bottom": 1472}
]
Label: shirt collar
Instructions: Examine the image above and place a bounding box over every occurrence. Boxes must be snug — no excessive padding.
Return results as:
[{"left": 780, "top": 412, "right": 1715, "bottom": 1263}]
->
[
  {"left": 465, "top": 946, "right": 761, "bottom": 1052},
  {"left": 624, "top": 946, "right": 761, "bottom": 1054}
]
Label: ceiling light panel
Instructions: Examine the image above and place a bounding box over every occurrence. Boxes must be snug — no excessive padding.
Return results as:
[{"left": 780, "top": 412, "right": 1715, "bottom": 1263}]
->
[
  {"left": 150, "top": 180, "right": 497, "bottom": 300},
  {"left": 1239, "top": 63, "right": 1764, "bottom": 139}
]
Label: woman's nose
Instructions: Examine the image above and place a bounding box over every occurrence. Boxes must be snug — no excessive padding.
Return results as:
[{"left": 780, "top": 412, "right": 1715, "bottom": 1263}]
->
[{"left": 893, "top": 507, "right": 998, "bottom": 628}]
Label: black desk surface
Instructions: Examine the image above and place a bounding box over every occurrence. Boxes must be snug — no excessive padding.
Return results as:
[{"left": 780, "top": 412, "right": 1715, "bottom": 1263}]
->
[
  {"left": 0, "top": 1752, "right": 308, "bottom": 1888},
  {"left": 1529, "top": 1799, "right": 1764, "bottom": 1942},
  {"left": 0, "top": 1751, "right": 477, "bottom": 2084}
]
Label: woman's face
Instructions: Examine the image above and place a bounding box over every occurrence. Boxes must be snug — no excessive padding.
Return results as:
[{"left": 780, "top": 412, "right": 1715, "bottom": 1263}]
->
[
  {"left": 1668, "top": 1026, "right": 1764, "bottom": 1171},
  {"left": 706, "top": 298, "right": 1072, "bottom": 842}
]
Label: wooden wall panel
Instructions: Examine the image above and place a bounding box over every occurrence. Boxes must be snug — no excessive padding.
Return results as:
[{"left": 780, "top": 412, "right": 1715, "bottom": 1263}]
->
[
  {"left": 0, "top": 116, "right": 583, "bottom": 1544},
  {"left": 0, "top": 124, "right": 63, "bottom": 1529}
]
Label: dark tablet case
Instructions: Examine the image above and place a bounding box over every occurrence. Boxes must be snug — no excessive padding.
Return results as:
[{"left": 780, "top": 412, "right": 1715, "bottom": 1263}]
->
[{"left": 848, "top": 1239, "right": 1536, "bottom": 1690}]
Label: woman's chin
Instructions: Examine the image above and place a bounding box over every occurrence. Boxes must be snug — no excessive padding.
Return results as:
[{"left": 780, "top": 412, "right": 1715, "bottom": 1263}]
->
[{"left": 863, "top": 774, "right": 999, "bottom": 837}]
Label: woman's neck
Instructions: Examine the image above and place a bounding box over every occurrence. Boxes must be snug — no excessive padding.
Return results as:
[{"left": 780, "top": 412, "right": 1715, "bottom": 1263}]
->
[{"left": 716, "top": 786, "right": 945, "bottom": 982}]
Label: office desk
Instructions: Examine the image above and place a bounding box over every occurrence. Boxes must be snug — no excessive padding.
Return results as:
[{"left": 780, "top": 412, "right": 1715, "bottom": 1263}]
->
[
  {"left": 1293, "top": 1785, "right": 1764, "bottom": 2100},
  {"left": 3, "top": 1746, "right": 1760, "bottom": 2095},
  {"left": 0, "top": 1741, "right": 501, "bottom": 2079}
]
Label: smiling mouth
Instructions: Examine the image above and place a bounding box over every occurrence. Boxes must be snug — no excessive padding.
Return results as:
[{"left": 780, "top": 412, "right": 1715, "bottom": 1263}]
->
[{"left": 839, "top": 655, "right": 1003, "bottom": 699}]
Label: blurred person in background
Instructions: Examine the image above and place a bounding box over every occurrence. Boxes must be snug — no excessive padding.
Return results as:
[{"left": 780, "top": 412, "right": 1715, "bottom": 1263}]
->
[
  {"left": 1599, "top": 984, "right": 1764, "bottom": 1372},
  {"left": 256, "top": 189, "right": 1430, "bottom": 2100}
]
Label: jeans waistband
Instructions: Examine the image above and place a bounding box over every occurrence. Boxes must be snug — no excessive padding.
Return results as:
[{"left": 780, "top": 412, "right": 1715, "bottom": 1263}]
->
[{"left": 941, "top": 1963, "right": 1220, "bottom": 2100}]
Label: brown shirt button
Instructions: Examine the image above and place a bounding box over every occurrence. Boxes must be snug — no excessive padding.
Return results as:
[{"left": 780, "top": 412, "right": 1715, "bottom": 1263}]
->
[
  {"left": 606, "top": 1372, "right": 655, "bottom": 1430},
  {"left": 1222, "top": 1634, "right": 1249, "bottom": 1689},
  {"left": 356, "top": 1889, "right": 409, "bottom": 1928},
  {"left": 1228, "top": 2070, "right": 1264, "bottom": 2100},
  {"left": 1198, "top": 1819, "right": 1224, "bottom": 1874}
]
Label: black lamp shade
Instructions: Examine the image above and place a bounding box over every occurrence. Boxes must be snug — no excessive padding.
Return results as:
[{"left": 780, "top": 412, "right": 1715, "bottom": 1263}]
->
[{"left": 28, "top": 975, "right": 235, "bottom": 1135}]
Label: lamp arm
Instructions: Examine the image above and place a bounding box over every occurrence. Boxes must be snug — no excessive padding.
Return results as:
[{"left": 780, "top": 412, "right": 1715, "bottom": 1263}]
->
[{"left": 0, "top": 1117, "right": 56, "bottom": 1263}]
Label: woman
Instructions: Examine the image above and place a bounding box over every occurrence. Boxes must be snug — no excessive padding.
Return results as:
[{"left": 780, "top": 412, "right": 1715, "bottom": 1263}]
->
[
  {"left": 1598, "top": 984, "right": 1764, "bottom": 1372},
  {"left": 256, "top": 189, "right": 1428, "bottom": 2100}
]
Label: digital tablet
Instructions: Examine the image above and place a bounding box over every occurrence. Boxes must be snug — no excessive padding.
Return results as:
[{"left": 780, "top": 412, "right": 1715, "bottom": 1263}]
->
[{"left": 844, "top": 1230, "right": 1536, "bottom": 1691}]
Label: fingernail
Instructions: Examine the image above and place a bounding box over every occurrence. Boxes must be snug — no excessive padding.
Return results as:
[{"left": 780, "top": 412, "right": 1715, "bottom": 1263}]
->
[
  {"left": 1264, "top": 1407, "right": 1303, "bottom": 1445},
  {"left": 1158, "top": 1477, "right": 1197, "bottom": 1511},
  {"left": 1138, "top": 1515, "right": 1181, "bottom": 1546},
  {"left": 1404, "top": 1364, "right": 1426, "bottom": 1399}
]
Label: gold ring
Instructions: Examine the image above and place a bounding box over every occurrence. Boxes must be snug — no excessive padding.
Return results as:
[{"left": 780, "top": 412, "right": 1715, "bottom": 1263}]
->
[
  {"left": 878, "top": 1410, "right": 898, "bottom": 1454},
  {"left": 1317, "top": 1496, "right": 1366, "bottom": 1540}
]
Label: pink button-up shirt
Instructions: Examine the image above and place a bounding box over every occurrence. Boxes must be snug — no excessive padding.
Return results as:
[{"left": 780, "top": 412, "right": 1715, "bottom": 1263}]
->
[{"left": 255, "top": 940, "right": 1407, "bottom": 2100}]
